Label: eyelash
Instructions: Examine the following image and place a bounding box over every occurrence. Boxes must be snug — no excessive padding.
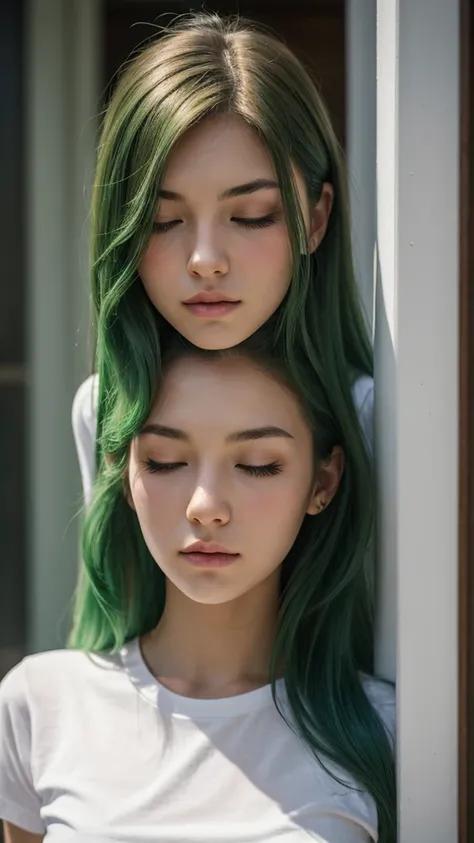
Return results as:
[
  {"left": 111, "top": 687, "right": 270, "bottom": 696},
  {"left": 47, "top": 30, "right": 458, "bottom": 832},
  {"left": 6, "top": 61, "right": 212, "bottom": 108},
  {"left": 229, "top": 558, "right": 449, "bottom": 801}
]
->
[
  {"left": 232, "top": 214, "right": 278, "bottom": 229},
  {"left": 240, "top": 461, "right": 282, "bottom": 477},
  {"left": 152, "top": 221, "right": 180, "bottom": 234},
  {"left": 144, "top": 460, "right": 185, "bottom": 473},
  {"left": 151, "top": 214, "right": 278, "bottom": 234},
  {"left": 143, "top": 459, "right": 282, "bottom": 477}
]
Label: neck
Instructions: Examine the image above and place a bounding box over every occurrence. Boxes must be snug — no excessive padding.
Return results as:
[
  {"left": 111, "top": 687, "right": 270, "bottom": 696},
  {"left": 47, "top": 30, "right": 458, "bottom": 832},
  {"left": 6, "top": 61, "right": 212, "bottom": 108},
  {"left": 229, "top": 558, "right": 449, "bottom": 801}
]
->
[{"left": 140, "top": 573, "right": 281, "bottom": 698}]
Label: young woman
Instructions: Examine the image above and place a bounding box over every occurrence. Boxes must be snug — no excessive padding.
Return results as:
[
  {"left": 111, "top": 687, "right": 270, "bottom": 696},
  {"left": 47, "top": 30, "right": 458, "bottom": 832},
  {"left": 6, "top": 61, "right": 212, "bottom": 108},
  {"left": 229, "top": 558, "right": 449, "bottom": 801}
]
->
[
  {"left": 0, "top": 341, "right": 395, "bottom": 843},
  {"left": 72, "top": 12, "right": 374, "bottom": 506}
]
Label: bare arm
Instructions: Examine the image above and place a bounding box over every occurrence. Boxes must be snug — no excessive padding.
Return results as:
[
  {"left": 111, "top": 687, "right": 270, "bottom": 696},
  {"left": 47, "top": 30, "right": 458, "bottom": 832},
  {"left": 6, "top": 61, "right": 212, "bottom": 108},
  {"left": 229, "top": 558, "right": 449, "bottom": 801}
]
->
[{"left": 3, "top": 821, "right": 44, "bottom": 843}]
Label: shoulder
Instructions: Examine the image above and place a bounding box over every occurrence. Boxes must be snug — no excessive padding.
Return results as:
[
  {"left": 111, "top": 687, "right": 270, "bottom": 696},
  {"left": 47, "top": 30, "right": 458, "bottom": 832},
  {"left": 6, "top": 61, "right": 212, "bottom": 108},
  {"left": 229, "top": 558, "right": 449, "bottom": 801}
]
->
[
  {"left": 0, "top": 659, "right": 45, "bottom": 835},
  {"left": 0, "top": 652, "right": 107, "bottom": 837},
  {"left": 1, "top": 649, "right": 118, "bottom": 716},
  {"left": 360, "top": 673, "right": 396, "bottom": 742},
  {"left": 1, "top": 651, "right": 75, "bottom": 705},
  {"left": 0, "top": 660, "right": 29, "bottom": 721},
  {"left": 72, "top": 373, "right": 98, "bottom": 434}
]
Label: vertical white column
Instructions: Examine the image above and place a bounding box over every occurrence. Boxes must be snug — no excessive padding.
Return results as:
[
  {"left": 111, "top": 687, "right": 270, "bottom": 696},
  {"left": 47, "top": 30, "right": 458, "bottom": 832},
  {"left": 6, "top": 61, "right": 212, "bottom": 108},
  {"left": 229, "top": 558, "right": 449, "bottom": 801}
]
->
[
  {"left": 345, "top": 0, "right": 395, "bottom": 685},
  {"left": 375, "top": 0, "right": 459, "bottom": 839},
  {"left": 25, "top": 0, "right": 102, "bottom": 653}
]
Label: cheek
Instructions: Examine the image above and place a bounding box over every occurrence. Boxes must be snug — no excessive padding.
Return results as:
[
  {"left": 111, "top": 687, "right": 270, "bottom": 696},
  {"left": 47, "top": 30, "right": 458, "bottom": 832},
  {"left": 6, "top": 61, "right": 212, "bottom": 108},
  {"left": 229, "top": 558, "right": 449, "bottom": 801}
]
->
[
  {"left": 138, "top": 240, "right": 177, "bottom": 290},
  {"left": 241, "top": 230, "right": 291, "bottom": 277},
  {"left": 130, "top": 476, "right": 181, "bottom": 539},
  {"left": 240, "top": 479, "right": 309, "bottom": 536},
  {"left": 239, "top": 486, "right": 307, "bottom": 572}
]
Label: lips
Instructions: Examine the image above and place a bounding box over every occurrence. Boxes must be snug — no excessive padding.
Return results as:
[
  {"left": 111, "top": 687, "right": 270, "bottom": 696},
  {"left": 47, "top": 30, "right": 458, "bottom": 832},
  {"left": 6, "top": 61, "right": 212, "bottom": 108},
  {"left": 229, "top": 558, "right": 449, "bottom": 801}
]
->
[
  {"left": 181, "top": 541, "right": 236, "bottom": 555},
  {"left": 182, "top": 292, "right": 241, "bottom": 318},
  {"left": 185, "top": 302, "right": 239, "bottom": 317},
  {"left": 183, "top": 292, "right": 240, "bottom": 305},
  {"left": 180, "top": 541, "right": 240, "bottom": 568}
]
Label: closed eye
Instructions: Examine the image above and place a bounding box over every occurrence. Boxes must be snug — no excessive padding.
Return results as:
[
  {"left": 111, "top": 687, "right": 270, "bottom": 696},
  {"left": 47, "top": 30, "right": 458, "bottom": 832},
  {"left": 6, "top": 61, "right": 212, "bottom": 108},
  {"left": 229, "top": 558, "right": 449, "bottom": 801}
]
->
[
  {"left": 152, "top": 214, "right": 278, "bottom": 234},
  {"left": 232, "top": 214, "right": 278, "bottom": 229},
  {"left": 152, "top": 220, "right": 181, "bottom": 234},
  {"left": 143, "top": 459, "right": 187, "bottom": 473},
  {"left": 143, "top": 460, "right": 282, "bottom": 477},
  {"left": 236, "top": 461, "right": 283, "bottom": 477}
]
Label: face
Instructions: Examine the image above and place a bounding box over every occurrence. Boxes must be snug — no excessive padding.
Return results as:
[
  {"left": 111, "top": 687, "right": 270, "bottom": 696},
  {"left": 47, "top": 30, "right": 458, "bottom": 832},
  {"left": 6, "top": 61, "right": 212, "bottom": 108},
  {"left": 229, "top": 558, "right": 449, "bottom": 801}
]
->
[
  {"left": 138, "top": 114, "right": 332, "bottom": 349},
  {"left": 128, "top": 356, "right": 331, "bottom": 606}
]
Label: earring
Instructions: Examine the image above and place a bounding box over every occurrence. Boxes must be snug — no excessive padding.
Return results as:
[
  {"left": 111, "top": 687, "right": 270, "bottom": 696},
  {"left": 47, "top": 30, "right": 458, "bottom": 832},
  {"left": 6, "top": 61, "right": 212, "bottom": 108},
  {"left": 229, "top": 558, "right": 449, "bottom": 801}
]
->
[{"left": 317, "top": 499, "right": 327, "bottom": 512}]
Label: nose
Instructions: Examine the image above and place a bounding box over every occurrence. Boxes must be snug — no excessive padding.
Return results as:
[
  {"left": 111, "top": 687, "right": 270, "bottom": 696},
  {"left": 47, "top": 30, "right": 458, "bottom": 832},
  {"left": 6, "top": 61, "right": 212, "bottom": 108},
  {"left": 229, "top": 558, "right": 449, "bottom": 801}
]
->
[
  {"left": 186, "top": 481, "right": 231, "bottom": 527},
  {"left": 187, "top": 224, "right": 229, "bottom": 279}
]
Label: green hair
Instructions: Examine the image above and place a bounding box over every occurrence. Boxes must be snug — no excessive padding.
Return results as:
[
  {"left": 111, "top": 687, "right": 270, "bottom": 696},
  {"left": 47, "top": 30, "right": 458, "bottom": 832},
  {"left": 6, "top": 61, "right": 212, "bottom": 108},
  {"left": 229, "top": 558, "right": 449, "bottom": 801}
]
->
[{"left": 69, "top": 13, "right": 395, "bottom": 842}]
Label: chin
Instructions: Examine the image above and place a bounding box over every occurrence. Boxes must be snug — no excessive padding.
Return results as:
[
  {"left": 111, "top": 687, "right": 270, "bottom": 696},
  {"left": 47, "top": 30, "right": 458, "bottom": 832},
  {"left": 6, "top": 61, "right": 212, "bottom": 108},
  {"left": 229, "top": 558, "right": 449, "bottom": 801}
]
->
[
  {"left": 180, "top": 582, "right": 249, "bottom": 606},
  {"left": 180, "top": 329, "right": 248, "bottom": 351},
  {"left": 185, "top": 590, "right": 241, "bottom": 606},
  {"left": 179, "top": 310, "right": 282, "bottom": 351}
]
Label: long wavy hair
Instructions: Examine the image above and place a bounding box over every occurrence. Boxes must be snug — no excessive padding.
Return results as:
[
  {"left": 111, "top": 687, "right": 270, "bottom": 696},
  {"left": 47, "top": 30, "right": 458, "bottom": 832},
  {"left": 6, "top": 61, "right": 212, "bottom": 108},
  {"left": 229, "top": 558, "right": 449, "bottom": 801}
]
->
[{"left": 69, "top": 13, "right": 395, "bottom": 842}]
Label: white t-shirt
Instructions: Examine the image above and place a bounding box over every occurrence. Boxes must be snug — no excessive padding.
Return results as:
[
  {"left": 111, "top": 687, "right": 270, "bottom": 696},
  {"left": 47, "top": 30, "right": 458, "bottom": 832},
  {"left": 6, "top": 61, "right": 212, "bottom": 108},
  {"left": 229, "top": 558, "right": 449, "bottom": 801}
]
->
[
  {"left": 0, "top": 639, "right": 394, "bottom": 842},
  {"left": 72, "top": 373, "right": 374, "bottom": 507}
]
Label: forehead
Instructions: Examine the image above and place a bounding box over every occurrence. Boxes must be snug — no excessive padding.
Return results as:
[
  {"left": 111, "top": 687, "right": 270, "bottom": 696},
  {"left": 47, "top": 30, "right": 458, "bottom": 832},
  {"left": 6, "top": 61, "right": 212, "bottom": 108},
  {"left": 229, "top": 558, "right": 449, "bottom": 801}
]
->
[
  {"left": 162, "top": 114, "right": 276, "bottom": 184},
  {"left": 149, "top": 356, "right": 308, "bottom": 433},
  {"left": 161, "top": 113, "right": 308, "bottom": 213}
]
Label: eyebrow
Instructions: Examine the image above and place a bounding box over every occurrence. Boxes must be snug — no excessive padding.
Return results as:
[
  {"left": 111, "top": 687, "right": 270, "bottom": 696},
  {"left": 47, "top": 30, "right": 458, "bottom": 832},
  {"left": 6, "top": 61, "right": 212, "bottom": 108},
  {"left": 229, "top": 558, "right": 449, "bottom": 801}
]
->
[
  {"left": 140, "top": 423, "right": 293, "bottom": 442},
  {"left": 158, "top": 178, "right": 280, "bottom": 203}
]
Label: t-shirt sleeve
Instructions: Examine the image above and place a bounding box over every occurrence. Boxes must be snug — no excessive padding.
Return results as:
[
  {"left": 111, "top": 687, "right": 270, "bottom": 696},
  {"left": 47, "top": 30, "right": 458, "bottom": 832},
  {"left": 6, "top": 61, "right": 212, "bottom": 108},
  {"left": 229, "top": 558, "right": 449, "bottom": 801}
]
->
[
  {"left": 0, "top": 661, "right": 45, "bottom": 834},
  {"left": 72, "top": 373, "right": 99, "bottom": 508}
]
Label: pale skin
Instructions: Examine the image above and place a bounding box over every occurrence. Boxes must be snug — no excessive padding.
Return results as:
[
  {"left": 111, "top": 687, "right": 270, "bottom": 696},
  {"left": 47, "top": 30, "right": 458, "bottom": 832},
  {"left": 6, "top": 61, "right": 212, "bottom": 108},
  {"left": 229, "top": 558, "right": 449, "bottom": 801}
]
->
[
  {"left": 139, "top": 113, "right": 333, "bottom": 349},
  {"left": 128, "top": 355, "right": 344, "bottom": 698}
]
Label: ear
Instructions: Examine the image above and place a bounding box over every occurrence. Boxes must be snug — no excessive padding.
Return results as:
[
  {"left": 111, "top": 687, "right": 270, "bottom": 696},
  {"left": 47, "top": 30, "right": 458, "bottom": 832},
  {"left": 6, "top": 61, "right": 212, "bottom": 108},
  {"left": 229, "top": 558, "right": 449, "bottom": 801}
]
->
[
  {"left": 306, "top": 445, "right": 345, "bottom": 515},
  {"left": 308, "top": 182, "right": 334, "bottom": 253}
]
